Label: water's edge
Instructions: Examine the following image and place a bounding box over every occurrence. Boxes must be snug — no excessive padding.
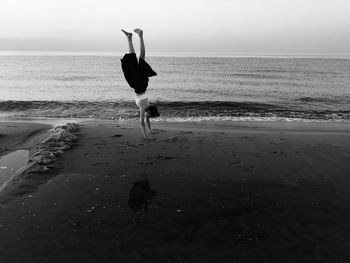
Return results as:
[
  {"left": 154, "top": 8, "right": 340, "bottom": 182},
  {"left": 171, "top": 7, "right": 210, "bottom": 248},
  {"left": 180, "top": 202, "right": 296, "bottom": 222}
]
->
[{"left": 1, "top": 100, "right": 349, "bottom": 122}]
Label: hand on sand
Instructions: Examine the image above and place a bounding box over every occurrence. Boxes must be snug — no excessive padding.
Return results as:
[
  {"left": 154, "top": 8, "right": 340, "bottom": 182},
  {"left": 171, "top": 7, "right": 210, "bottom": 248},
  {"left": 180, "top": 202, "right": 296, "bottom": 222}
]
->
[
  {"left": 133, "top": 28, "right": 143, "bottom": 37},
  {"left": 121, "top": 29, "right": 132, "bottom": 39}
]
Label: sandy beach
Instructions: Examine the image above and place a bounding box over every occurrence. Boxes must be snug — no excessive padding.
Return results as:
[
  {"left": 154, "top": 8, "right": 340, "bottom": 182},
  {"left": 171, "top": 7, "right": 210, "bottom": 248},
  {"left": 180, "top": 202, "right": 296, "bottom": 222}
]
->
[
  {"left": 0, "top": 120, "right": 350, "bottom": 262},
  {"left": 0, "top": 122, "right": 51, "bottom": 156}
]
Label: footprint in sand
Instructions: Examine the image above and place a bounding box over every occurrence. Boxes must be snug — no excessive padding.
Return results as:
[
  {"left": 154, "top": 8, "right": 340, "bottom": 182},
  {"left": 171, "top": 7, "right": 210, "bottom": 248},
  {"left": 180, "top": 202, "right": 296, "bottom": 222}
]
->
[
  {"left": 179, "top": 131, "right": 193, "bottom": 134},
  {"left": 111, "top": 134, "right": 123, "bottom": 138},
  {"left": 181, "top": 145, "right": 191, "bottom": 149},
  {"left": 119, "top": 142, "right": 136, "bottom": 149},
  {"left": 240, "top": 136, "right": 257, "bottom": 141},
  {"left": 92, "top": 162, "right": 110, "bottom": 166},
  {"left": 165, "top": 137, "right": 180, "bottom": 143},
  {"left": 271, "top": 151, "right": 284, "bottom": 155},
  {"left": 241, "top": 165, "right": 255, "bottom": 172},
  {"left": 70, "top": 220, "right": 82, "bottom": 228},
  {"left": 228, "top": 160, "right": 241, "bottom": 166},
  {"left": 144, "top": 137, "right": 157, "bottom": 142},
  {"left": 156, "top": 155, "right": 181, "bottom": 160},
  {"left": 165, "top": 136, "right": 189, "bottom": 143},
  {"left": 197, "top": 138, "right": 205, "bottom": 143},
  {"left": 270, "top": 142, "right": 284, "bottom": 145},
  {"left": 230, "top": 162, "right": 255, "bottom": 172},
  {"left": 138, "top": 161, "right": 154, "bottom": 165}
]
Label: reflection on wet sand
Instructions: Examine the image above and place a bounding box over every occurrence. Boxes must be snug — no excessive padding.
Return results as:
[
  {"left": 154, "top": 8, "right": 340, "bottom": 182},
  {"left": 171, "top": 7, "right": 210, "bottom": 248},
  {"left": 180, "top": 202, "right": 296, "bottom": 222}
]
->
[{"left": 128, "top": 174, "right": 157, "bottom": 223}]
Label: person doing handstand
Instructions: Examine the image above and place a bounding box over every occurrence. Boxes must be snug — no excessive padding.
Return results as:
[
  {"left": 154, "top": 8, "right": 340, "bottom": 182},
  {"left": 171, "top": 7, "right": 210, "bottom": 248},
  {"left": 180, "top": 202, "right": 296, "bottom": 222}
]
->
[{"left": 121, "top": 28, "right": 159, "bottom": 138}]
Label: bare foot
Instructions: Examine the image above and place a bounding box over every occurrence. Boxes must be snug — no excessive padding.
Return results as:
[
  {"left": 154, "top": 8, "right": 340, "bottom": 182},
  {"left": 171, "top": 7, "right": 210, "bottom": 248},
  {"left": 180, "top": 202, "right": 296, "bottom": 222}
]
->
[
  {"left": 134, "top": 28, "right": 143, "bottom": 37},
  {"left": 121, "top": 29, "right": 132, "bottom": 39}
]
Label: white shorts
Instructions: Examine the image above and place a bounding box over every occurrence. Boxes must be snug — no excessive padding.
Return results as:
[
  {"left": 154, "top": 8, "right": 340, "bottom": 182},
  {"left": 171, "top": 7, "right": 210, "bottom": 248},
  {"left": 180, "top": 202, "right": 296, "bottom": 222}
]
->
[{"left": 135, "top": 93, "right": 149, "bottom": 109}]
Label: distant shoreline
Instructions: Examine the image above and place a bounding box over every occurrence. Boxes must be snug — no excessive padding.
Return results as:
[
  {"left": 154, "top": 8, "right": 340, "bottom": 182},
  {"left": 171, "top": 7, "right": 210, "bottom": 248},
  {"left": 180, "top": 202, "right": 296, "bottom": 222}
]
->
[{"left": 1, "top": 51, "right": 350, "bottom": 59}]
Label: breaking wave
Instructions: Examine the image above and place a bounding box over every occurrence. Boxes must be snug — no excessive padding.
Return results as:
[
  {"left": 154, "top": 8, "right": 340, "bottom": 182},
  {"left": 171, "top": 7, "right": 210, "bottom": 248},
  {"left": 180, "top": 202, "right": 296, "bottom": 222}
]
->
[{"left": 0, "top": 100, "right": 349, "bottom": 122}]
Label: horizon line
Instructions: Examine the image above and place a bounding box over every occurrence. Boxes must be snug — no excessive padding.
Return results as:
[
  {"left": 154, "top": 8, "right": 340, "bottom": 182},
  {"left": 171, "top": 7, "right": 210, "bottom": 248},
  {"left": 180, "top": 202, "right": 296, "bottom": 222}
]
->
[{"left": 1, "top": 51, "right": 350, "bottom": 59}]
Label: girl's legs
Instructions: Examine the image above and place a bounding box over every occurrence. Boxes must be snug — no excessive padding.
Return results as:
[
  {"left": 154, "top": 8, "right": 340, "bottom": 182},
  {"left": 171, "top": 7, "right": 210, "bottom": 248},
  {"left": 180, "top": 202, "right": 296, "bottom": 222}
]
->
[
  {"left": 121, "top": 29, "right": 135, "bottom": 54},
  {"left": 134, "top": 28, "right": 145, "bottom": 59},
  {"left": 122, "top": 28, "right": 145, "bottom": 58}
]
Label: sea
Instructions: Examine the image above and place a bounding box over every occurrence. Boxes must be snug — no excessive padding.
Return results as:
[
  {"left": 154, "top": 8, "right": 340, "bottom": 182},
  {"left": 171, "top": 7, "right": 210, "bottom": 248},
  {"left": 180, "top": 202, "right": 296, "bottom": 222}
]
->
[{"left": 0, "top": 52, "right": 349, "bottom": 122}]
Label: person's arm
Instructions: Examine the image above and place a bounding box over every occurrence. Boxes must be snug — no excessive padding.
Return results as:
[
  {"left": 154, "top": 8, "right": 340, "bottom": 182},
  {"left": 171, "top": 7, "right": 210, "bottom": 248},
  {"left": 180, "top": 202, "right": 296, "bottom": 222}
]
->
[{"left": 140, "top": 108, "right": 148, "bottom": 138}]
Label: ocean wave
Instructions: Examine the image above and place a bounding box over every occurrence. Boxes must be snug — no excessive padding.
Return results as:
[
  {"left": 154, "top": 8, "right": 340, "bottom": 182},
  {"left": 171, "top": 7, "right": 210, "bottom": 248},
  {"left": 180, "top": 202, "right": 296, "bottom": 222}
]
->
[
  {"left": 221, "top": 73, "right": 288, "bottom": 80},
  {"left": 0, "top": 100, "right": 349, "bottom": 122},
  {"left": 297, "top": 96, "right": 350, "bottom": 103},
  {"left": 53, "top": 76, "right": 98, "bottom": 81}
]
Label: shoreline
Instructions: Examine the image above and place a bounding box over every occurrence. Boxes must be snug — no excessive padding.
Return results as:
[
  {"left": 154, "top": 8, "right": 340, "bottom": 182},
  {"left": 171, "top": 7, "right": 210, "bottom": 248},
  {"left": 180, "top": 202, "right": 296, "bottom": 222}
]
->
[
  {"left": 1, "top": 100, "right": 349, "bottom": 123},
  {"left": 0, "top": 119, "right": 350, "bottom": 262},
  {"left": 2, "top": 117, "right": 350, "bottom": 131}
]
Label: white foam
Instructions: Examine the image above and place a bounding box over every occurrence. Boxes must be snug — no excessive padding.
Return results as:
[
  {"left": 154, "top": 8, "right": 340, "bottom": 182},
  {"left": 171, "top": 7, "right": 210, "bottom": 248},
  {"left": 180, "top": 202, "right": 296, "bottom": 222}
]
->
[{"left": 32, "top": 123, "right": 80, "bottom": 165}]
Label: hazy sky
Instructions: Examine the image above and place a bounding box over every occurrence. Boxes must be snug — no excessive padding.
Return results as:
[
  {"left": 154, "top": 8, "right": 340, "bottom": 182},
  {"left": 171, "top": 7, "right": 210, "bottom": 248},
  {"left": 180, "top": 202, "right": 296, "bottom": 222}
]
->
[{"left": 1, "top": 0, "right": 350, "bottom": 54}]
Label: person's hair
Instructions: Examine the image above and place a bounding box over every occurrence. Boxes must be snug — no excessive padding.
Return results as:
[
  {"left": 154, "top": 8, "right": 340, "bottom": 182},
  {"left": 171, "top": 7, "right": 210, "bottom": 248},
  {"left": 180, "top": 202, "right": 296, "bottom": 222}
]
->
[{"left": 146, "top": 105, "right": 160, "bottom": 118}]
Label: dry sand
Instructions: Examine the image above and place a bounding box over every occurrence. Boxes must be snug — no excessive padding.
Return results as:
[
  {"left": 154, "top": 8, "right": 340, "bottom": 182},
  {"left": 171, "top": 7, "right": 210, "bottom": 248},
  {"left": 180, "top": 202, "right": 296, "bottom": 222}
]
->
[{"left": 0, "top": 120, "right": 350, "bottom": 262}]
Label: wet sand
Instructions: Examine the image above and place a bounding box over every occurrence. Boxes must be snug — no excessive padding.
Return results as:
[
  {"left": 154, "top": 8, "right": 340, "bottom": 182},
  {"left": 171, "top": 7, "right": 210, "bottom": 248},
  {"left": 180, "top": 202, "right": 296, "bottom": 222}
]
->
[
  {"left": 0, "top": 122, "right": 52, "bottom": 156},
  {"left": 0, "top": 120, "right": 350, "bottom": 262}
]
